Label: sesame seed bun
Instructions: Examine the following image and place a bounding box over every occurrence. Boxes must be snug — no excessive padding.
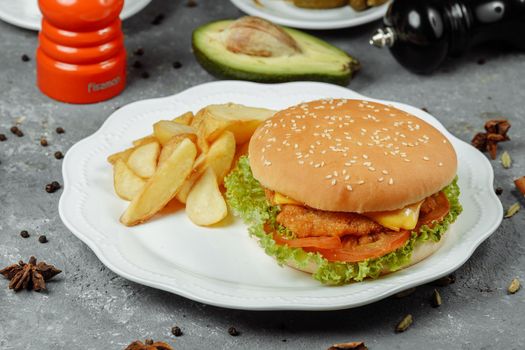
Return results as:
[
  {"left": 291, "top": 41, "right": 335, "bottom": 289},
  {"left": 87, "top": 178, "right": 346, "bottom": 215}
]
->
[{"left": 249, "top": 99, "right": 457, "bottom": 213}]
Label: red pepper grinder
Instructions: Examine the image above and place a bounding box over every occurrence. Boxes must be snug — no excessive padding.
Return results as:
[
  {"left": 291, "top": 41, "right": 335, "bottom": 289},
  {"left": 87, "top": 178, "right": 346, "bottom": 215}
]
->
[{"left": 37, "top": 0, "right": 126, "bottom": 104}]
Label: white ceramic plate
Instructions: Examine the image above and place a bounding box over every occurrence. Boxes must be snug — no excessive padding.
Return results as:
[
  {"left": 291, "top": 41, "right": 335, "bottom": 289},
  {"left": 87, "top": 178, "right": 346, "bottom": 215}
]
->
[
  {"left": 229, "top": 0, "right": 389, "bottom": 29},
  {"left": 59, "top": 81, "right": 503, "bottom": 311},
  {"left": 0, "top": 0, "right": 151, "bottom": 31}
]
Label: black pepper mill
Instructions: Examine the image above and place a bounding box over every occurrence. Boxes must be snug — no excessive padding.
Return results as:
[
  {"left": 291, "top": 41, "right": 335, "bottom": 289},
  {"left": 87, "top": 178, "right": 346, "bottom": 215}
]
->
[{"left": 370, "top": 0, "right": 525, "bottom": 73}]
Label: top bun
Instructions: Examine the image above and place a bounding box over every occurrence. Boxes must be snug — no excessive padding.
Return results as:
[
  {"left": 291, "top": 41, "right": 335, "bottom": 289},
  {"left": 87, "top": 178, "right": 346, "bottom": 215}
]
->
[{"left": 249, "top": 99, "right": 457, "bottom": 213}]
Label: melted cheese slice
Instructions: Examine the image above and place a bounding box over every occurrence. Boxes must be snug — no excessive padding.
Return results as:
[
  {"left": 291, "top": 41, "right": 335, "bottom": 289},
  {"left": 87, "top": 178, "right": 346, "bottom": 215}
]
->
[
  {"left": 274, "top": 192, "right": 301, "bottom": 205},
  {"left": 365, "top": 200, "right": 424, "bottom": 231}
]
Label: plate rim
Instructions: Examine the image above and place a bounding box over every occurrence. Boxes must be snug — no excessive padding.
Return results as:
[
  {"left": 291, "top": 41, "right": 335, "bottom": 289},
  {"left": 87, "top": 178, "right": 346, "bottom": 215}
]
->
[
  {"left": 0, "top": 0, "right": 152, "bottom": 31},
  {"left": 59, "top": 80, "right": 503, "bottom": 311},
  {"left": 229, "top": 0, "right": 389, "bottom": 30}
]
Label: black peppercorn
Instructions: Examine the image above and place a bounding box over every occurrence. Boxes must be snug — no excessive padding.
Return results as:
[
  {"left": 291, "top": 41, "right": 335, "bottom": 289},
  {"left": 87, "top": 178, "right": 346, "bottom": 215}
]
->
[
  {"left": 0, "top": 134, "right": 6, "bottom": 141},
  {"left": 152, "top": 14, "right": 165, "bottom": 25},
  {"left": 40, "top": 138, "right": 48, "bottom": 147},
  {"left": 45, "top": 181, "right": 61, "bottom": 193},
  {"left": 141, "top": 71, "right": 150, "bottom": 79},
  {"left": 495, "top": 187, "right": 503, "bottom": 195},
  {"left": 173, "top": 61, "right": 182, "bottom": 69},
  {"left": 134, "top": 48, "right": 145, "bottom": 56},
  {"left": 186, "top": 0, "right": 197, "bottom": 7},
  {"left": 54, "top": 151, "right": 64, "bottom": 159},
  {"left": 21, "top": 54, "right": 30, "bottom": 62},
  {"left": 56, "top": 127, "right": 65, "bottom": 134},
  {"left": 38, "top": 235, "right": 48, "bottom": 243},
  {"left": 228, "top": 327, "right": 239, "bottom": 336},
  {"left": 20, "top": 230, "right": 30, "bottom": 238},
  {"left": 10, "top": 126, "right": 23, "bottom": 137},
  {"left": 171, "top": 326, "right": 183, "bottom": 337},
  {"left": 132, "top": 60, "right": 143, "bottom": 69}
]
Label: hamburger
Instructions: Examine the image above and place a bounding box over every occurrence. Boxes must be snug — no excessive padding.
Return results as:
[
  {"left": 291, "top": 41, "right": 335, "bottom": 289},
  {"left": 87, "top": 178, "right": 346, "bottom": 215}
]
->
[{"left": 225, "top": 99, "right": 462, "bottom": 285}]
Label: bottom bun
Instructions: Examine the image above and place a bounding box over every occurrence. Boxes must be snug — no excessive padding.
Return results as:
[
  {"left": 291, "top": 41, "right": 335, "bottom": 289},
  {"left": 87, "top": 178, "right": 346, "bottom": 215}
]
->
[{"left": 279, "top": 236, "right": 446, "bottom": 276}]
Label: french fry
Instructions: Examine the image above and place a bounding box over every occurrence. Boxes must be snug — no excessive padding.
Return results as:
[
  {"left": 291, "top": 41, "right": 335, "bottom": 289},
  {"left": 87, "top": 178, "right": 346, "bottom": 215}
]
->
[
  {"left": 176, "top": 131, "right": 236, "bottom": 203},
  {"left": 107, "top": 147, "right": 135, "bottom": 165},
  {"left": 191, "top": 103, "right": 275, "bottom": 150},
  {"left": 120, "top": 138, "right": 197, "bottom": 226},
  {"left": 127, "top": 141, "right": 160, "bottom": 178},
  {"left": 153, "top": 120, "right": 196, "bottom": 146},
  {"left": 233, "top": 141, "right": 250, "bottom": 166},
  {"left": 132, "top": 135, "right": 157, "bottom": 147},
  {"left": 172, "top": 111, "right": 194, "bottom": 126},
  {"left": 113, "top": 159, "right": 146, "bottom": 201},
  {"left": 186, "top": 167, "right": 228, "bottom": 226},
  {"left": 158, "top": 134, "right": 198, "bottom": 167}
]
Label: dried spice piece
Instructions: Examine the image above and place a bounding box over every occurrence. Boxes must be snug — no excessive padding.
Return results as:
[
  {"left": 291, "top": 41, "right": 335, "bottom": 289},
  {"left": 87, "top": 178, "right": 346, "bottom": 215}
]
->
[
  {"left": 394, "top": 287, "right": 416, "bottom": 298},
  {"left": 171, "top": 326, "right": 182, "bottom": 337},
  {"left": 431, "top": 289, "right": 442, "bottom": 307},
  {"left": 132, "top": 60, "right": 143, "bottom": 69},
  {"left": 151, "top": 14, "right": 165, "bottom": 25},
  {"left": 508, "top": 278, "right": 520, "bottom": 294},
  {"left": 0, "top": 134, "right": 6, "bottom": 141},
  {"left": 514, "top": 176, "right": 525, "bottom": 196},
  {"left": 0, "top": 256, "right": 61, "bottom": 292},
  {"left": 172, "top": 61, "right": 182, "bottom": 69},
  {"left": 21, "top": 54, "right": 30, "bottom": 62},
  {"left": 421, "top": 107, "right": 429, "bottom": 113},
  {"left": 54, "top": 151, "right": 64, "bottom": 160},
  {"left": 124, "top": 340, "right": 174, "bottom": 350},
  {"left": 134, "top": 48, "right": 145, "bottom": 56},
  {"left": 395, "top": 314, "right": 413, "bottom": 333},
  {"left": 186, "top": 0, "right": 197, "bottom": 7},
  {"left": 20, "top": 230, "right": 30, "bottom": 238},
  {"left": 10, "top": 126, "right": 24, "bottom": 137},
  {"left": 328, "top": 341, "right": 368, "bottom": 350},
  {"left": 38, "top": 235, "right": 48, "bottom": 244},
  {"left": 228, "top": 326, "right": 239, "bottom": 336},
  {"left": 40, "top": 138, "right": 48, "bottom": 147},
  {"left": 471, "top": 119, "right": 511, "bottom": 159},
  {"left": 500, "top": 151, "right": 512, "bottom": 169},
  {"left": 56, "top": 127, "right": 65, "bottom": 134},
  {"left": 141, "top": 72, "right": 150, "bottom": 79},
  {"left": 45, "top": 181, "right": 61, "bottom": 193},
  {"left": 495, "top": 187, "right": 503, "bottom": 196},
  {"left": 432, "top": 274, "right": 456, "bottom": 286},
  {"left": 504, "top": 203, "right": 520, "bottom": 218}
]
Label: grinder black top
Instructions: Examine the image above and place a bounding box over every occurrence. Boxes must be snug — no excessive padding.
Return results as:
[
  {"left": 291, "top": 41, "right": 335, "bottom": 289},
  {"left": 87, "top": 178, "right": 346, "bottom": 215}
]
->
[{"left": 370, "top": 0, "right": 525, "bottom": 74}]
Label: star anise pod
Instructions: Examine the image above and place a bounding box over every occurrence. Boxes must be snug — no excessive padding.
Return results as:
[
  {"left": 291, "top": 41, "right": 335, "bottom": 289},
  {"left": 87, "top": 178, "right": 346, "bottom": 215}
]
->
[
  {"left": 471, "top": 119, "right": 511, "bottom": 159},
  {"left": 125, "top": 339, "right": 174, "bottom": 350},
  {"left": 0, "top": 256, "right": 61, "bottom": 292}
]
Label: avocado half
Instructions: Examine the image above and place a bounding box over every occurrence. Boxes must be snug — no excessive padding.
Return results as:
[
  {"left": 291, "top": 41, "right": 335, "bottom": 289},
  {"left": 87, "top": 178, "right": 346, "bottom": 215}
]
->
[{"left": 192, "top": 20, "right": 360, "bottom": 86}]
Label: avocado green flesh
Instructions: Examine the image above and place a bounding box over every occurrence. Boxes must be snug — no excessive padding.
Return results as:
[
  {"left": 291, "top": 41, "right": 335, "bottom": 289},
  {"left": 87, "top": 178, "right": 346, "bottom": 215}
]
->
[{"left": 192, "top": 20, "right": 359, "bottom": 86}]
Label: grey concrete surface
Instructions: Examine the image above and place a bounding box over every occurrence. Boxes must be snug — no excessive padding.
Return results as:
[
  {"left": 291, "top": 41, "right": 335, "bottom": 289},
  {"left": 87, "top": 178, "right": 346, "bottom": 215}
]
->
[{"left": 0, "top": 1, "right": 524, "bottom": 349}]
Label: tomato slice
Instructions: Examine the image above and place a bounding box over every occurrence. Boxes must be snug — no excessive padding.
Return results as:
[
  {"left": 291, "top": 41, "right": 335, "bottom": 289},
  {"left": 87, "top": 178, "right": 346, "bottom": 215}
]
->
[
  {"left": 304, "top": 230, "right": 410, "bottom": 262},
  {"left": 272, "top": 233, "right": 342, "bottom": 249}
]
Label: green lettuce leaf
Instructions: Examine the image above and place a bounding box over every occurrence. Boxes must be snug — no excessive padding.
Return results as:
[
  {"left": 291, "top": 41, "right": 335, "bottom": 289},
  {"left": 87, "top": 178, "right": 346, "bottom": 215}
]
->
[{"left": 225, "top": 156, "right": 463, "bottom": 285}]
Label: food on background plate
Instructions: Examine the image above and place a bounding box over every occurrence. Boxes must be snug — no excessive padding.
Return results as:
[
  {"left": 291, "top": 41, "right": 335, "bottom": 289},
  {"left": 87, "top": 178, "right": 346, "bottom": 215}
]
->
[
  {"left": 192, "top": 16, "right": 360, "bottom": 86},
  {"left": 108, "top": 103, "right": 275, "bottom": 227},
  {"left": 290, "top": 0, "right": 388, "bottom": 10},
  {"left": 225, "top": 99, "right": 462, "bottom": 285}
]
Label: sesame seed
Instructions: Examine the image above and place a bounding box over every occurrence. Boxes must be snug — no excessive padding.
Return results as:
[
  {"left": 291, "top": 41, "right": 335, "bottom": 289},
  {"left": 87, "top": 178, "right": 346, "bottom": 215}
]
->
[
  {"left": 325, "top": 175, "right": 333, "bottom": 179},
  {"left": 388, "top": 178, "right": 394, "bottom": 185},
  {"left": 423, "top": 156, "right": 430, "bottom": 161},
  {"left": 438, "top": 162, "right": 443, "bottom": 167},
  {"left": 346, "top": 185, "right": 353, "bottom": 191},
  {"left": 345, "top": 175, "right": 350, "bottom": 180},
  {"left": 357, "top": 180, "right": 365, "bottom": 185},
  {"left": 363, "top": 155, "right": 368, "bottom": 159},
  {"left": 378, "top": 177, "right": 384, "bottom": 182},
  {"left": 369, "top": 167, "right": 375, "bottom": 171},
  {"left": 331, "top": 179, "right": 337, "bottom": 186}
]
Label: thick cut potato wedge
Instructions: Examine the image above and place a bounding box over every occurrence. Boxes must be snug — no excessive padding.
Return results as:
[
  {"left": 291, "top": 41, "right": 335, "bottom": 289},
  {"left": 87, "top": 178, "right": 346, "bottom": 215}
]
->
[
  {"left": 108, "top": 147, "right": 135, "bottom": 165},
  {"left": 191, "top": 103, "right": 275, "bottom": 149},
  {"left": 132, "top": 135, "right": 157, "bottom": 147},
  {"left": 158, "top": 134, "right": 198, "bottom": 167},
  {"left": 186, "top": 167, "right": 228, "bottom": 226},
  {"left": 176, "top": 131, "right": 236, "bottom": 203},
  {"left": 120, "top": 139, "right": 197, "bottom": 226},
  {"left": 153, "top": 120, "right": 196, "bottom": 146},
  {"left": 127, "top": 141, "right": 160, "bottom": 178},
  {"left": 113, "top": 159, "right": 146, "bottom": 201},
  {"left": 172, "top": 111, "right": 194, "bottom": 126}
]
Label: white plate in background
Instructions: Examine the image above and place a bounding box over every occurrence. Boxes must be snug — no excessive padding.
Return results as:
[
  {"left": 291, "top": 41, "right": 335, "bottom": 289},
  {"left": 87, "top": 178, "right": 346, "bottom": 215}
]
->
[
  {"left": 59, "top": 81, "right": 502, "bottom": 311},
  {"left": 230, "top": 0, "right": 389, "bottom": 29},
  {"left": 0, "top": 0, "right": 151, "bottom": 31}
]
